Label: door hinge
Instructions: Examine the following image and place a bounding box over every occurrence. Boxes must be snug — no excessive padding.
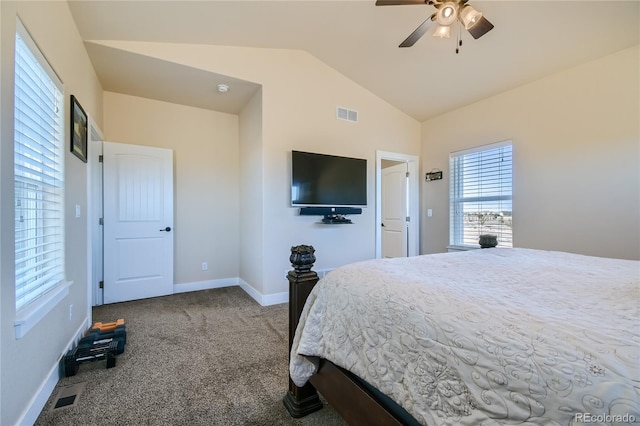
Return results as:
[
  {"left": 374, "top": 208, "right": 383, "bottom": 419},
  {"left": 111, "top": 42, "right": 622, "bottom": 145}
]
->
[
  {"left": 99, "top": 155, "right": 103, "bottom": 163},
  {"left": 99, "top": 217, "right": 103, "bottom": 225},
  {"left": 406, "top": 171, "right": 410, "bottom": 178},
  {"left": 99, "top": 280, "right": 104, "bottom": 289},
  {"left": 406, "top": 216, "right": 410, "bottom": 222}
]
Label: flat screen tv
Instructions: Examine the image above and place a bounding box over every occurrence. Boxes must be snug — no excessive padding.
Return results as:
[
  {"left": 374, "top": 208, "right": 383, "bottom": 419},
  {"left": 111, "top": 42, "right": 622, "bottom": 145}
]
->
[{"left": 291, "top": 150, "right": 367, "bottom": 207}]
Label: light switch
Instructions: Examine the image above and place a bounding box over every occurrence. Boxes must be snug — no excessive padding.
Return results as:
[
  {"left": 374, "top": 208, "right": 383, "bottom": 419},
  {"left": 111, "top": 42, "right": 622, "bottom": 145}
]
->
[
  {"left": 427, "top": 209, "right": 433, "bottom": 217},
  {"left": 75, "top": 204, "right": 81, "bottom": 218}
]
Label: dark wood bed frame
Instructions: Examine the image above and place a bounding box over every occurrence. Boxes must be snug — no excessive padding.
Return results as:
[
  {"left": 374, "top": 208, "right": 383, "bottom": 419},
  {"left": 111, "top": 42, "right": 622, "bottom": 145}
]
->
[{"left": 282, "top": 245, "right": 407, "bottom": 425}]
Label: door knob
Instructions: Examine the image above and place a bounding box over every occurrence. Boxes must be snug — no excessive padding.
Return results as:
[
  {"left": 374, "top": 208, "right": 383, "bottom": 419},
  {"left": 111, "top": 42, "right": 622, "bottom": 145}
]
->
[{"left": 160, "top": 227, "right": 172, "bottom": 232}]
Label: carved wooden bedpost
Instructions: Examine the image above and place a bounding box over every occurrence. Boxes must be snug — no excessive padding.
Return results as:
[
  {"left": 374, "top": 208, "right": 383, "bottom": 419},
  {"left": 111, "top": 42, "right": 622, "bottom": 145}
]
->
[{"left": 283, "top": 245, "right": 323, "bottom": 418}]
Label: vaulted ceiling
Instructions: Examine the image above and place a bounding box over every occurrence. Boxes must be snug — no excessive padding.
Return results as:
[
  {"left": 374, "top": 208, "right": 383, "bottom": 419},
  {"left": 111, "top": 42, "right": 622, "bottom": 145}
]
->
[{"left": 68, "top": 0, "right": 640, "bottom": 122}]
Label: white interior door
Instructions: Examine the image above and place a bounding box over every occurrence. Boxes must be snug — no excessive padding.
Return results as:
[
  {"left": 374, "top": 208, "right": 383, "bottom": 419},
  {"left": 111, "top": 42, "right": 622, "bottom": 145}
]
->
[
  {"left": 103, "top": 141, "right": 174, "bottom": 304},
  {"left": 382, "top": 162, "right": 408, "bottom": 258}
]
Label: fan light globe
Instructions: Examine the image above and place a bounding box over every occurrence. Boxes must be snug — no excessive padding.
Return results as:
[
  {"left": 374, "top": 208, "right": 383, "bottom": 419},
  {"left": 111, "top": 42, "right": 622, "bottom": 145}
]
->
[
  {"left": 460, "top": 5, "right": 483, "bottom": 29},
  {"left": 432, "top": 24, "right": 451, "bottom": 38},
  {"left": 436, "top": 2, "right": 458, "bottom": 26}
]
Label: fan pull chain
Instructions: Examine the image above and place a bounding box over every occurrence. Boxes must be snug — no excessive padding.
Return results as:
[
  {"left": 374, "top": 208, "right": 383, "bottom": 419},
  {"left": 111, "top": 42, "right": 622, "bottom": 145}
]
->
[{"left": 456, "top": 24, "right": 463, "bottom": 54}]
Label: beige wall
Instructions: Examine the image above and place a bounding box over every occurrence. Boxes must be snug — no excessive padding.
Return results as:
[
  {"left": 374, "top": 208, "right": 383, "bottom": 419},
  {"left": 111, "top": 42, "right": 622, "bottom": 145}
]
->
[
  {"left": 103, "top": 92, "right": 241, "bottom": 287},
  {"left": 0, "top": 2, "right": 103, "bottom": 424},
  {"left": 258, "top": 51, "right": 421, "bottom": 297},
  {"left": 421, "top": 46, "right": 640, "bottom": 260},
  {"left": 93, "top": 41, "right": 422, "bottom": 298},
  {"left": 239, "top": 90, "right": 265, "bottom": 293}
]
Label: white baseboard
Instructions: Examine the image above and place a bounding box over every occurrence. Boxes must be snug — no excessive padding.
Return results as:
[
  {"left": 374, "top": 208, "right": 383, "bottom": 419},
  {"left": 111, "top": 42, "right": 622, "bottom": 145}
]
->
[
  {"left": 174, "top": 278, "right": 287, "bottom": 307},
  {"left": 262, "top": 291, "right": 288, "bottom": 306},
  {"left": 18, "top": 316, "right": 89, "bottom": 426},
  {"left": 237, "top": 279, "right": 262, "bottom": 305},
  {"left": 99, "top": 277, "right": 288, "bottom": 308},
  {"left": 238, "top": 279, "right": 288, "bottom": 306},
  {"left": 173, "top": 278, "right": 239, "bottom": 294}
]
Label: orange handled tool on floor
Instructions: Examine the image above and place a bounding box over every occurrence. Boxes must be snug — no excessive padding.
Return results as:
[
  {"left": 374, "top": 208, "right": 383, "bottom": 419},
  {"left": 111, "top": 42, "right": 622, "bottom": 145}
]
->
[{"left": 91, "top": 318, "right": 125, "bottom": 332}]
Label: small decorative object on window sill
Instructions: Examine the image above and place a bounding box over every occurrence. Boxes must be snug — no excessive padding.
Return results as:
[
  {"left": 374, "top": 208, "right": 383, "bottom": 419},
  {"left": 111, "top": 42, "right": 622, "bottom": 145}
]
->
[{"left": 479, "top": 234, "right": 498, "bottom": 248}]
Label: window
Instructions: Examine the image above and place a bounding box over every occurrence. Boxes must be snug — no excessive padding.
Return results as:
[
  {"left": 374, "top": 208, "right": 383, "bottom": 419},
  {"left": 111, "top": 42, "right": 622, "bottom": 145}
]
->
[
  {"left": 450, "top": 141, "right": 512, "bottom": 248},
  {"left": 14, "top": 19, "right": 66, "bottom": 321}
]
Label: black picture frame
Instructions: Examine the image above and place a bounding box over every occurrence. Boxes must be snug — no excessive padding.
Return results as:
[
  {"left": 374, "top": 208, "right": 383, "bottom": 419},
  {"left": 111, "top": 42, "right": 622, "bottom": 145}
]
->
[{"left": 70, "top": 95, "right": 88, "bottom": 163}]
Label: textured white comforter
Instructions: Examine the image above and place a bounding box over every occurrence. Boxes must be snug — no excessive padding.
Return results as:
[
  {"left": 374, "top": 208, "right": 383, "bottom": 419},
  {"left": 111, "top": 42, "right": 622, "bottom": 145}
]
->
[{"left": 290, "top": 248, "right": 640, "bottom": 425}]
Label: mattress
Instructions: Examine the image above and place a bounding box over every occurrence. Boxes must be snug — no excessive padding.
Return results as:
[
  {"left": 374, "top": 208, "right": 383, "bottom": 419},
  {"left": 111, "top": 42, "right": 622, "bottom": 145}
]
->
[{"left": 289, "top": 248, "right": 640, "bottom": 425}]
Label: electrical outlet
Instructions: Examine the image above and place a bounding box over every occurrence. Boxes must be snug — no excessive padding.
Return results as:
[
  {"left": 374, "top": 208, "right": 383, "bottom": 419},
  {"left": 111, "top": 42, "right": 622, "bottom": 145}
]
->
[
  {"left": 201, "top": 262, "right": 208, "bottom": 271},
  {"left": 69, "top": 304, "right": 73, "bottom": 321}
]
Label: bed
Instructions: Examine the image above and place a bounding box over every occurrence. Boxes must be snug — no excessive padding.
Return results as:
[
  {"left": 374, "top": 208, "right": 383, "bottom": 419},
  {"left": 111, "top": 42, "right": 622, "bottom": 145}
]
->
[{"left": 284, "top": 246, "right": 640, "bottom": 425}]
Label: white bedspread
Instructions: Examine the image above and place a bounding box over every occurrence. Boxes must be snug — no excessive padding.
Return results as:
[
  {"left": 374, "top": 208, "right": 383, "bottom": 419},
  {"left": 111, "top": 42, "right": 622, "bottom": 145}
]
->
[{"left": 290, "top": 248, "right": 640, "bottom": 425}]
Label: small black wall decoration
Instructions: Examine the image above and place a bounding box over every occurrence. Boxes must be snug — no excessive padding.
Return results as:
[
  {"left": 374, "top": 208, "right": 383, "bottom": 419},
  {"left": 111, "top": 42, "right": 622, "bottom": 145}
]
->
[{"left": 70, "top": 95, "right": 88, "bottom": 163}]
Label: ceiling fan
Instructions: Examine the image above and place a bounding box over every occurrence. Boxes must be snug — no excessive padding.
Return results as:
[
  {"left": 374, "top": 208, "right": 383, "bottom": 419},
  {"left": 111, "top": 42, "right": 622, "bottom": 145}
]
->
[{"left": 376, "top": 0, "right": 494, "bottom": 48}]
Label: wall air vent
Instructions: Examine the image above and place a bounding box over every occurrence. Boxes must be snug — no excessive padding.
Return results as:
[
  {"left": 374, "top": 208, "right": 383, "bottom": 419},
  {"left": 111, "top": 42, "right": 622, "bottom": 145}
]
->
[{"left": 336, "top": 106, "right": 358, "bottom": 123}]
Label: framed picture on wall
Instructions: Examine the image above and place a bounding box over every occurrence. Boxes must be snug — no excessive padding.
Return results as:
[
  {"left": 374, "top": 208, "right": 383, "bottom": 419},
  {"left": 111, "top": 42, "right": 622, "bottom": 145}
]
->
[{"left": 70, "top": 95, "right": 88, "bottom": 163}]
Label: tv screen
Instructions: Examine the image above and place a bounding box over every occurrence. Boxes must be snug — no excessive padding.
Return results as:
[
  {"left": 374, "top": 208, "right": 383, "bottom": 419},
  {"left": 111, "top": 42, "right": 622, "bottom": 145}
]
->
[{"left": 291, "top": 150, "right": 367, "bottom": 207}]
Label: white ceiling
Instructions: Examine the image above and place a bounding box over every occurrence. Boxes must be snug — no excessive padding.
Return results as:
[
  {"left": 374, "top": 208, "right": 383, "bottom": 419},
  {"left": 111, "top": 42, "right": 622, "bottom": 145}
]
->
[{"left": 68, "top": 0, "right": 640, "bottom": 122}]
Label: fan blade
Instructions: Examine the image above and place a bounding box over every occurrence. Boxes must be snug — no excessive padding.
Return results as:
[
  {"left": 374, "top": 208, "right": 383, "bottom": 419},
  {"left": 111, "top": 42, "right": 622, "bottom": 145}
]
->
[
  {"left": 466, "top": 16, "right": 494, "bottom": 39},
  {"left": 375, "top": 0, "right": 428, "bottom": 5},
  {"left": 399, "top": 15, "right": 434, "bottom": 47}
]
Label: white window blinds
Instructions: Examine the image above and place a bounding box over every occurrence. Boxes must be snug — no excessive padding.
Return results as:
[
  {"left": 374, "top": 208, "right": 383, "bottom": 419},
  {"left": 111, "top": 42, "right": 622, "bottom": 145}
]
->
[
  {"left": 14, "top": 21, "right": 65, "bottom": 311},
  {"left": 450, "top": 141, "right": 512, "bottom": 248}
]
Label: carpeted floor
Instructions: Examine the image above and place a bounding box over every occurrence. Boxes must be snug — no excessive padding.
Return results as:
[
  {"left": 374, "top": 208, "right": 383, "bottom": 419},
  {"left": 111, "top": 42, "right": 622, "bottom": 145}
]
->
[{"left": 35, "top": 286, "right": 346, "bottom": 426}]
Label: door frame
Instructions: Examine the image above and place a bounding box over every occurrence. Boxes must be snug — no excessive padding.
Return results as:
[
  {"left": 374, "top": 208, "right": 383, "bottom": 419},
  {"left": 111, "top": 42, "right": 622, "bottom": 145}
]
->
[
  {"left": 88, "top": 117, "right": 104, "bottom": 306},
  {"left": 375, "top": 150, "right": 419, "bottom": 259}
]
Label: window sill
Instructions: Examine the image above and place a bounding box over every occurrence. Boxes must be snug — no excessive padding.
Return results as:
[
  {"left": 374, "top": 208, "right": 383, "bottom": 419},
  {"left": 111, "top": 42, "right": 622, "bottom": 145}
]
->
[
  {"left": 14, "top": 281, "right": 73, "bottom": 340},
  {"left": 447, "top": 245, "right": 480, "bottom": 252}
]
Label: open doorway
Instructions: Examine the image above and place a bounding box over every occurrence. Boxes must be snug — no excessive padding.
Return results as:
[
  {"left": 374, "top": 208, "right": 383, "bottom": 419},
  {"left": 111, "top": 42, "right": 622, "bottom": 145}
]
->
[{"left": 375, "top": 151, "right": 419, "bottom": 258}]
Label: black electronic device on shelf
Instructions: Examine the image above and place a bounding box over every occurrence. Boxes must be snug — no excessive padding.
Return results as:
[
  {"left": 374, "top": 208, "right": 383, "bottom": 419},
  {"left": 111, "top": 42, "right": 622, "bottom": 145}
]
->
[
  {"left": 321, "top": 214, "right": 352, "bottom": 224},
  {"left": 299, "top": 206, "right": 362, "bottom": 224}
]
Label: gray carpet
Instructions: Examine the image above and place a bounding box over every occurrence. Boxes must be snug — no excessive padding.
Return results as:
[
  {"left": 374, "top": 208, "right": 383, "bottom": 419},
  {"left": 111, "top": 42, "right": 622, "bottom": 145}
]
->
[{"left": 35, "top": 286, "right": 346, "bottom": 426}]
